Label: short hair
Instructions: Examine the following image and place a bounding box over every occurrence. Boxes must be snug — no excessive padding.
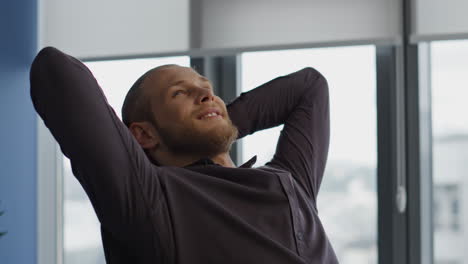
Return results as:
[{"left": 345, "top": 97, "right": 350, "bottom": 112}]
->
[{"left": 121, "top": 64, "right": 178, "bottom": 127}]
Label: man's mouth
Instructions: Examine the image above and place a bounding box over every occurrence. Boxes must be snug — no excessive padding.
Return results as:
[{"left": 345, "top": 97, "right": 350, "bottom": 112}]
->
[{"left": 197, "top": 108, "right": 222, "bottom": 120}]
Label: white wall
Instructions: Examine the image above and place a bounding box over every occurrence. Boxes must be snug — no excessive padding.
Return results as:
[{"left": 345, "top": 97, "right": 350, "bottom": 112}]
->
[
  {"left": 413, "top": 0, "right": 468, "bottom": 40},
  {"left": 40, "top": 0, "right": 468, "bottom": 57},
  {"left": 198, "top": 0, "right": 401, "bottom": 49},
  {"left": 40, "top": 0, "right": 403, "bottom": 58},
  {"left": 40, "top": 0, "right": 189, "bottom": 58}
]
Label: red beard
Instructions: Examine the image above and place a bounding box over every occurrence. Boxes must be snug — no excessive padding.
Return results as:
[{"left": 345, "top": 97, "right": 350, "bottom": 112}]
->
[{"left": 155, "top": 115, "right": 239, "bottom": 158}]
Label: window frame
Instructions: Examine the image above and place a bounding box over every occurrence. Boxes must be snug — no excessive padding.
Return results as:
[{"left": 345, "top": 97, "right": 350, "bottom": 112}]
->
[{"left": 37, "top": 119, "right": 64, "bottom": 264}]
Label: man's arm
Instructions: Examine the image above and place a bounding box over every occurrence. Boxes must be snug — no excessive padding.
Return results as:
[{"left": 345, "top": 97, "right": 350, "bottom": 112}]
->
[
  {"left": 227, "top": 68, "right": 330, "bottom": 206},
  {"left": 30, "top": 47, "right": 161, "bottom": 238}
]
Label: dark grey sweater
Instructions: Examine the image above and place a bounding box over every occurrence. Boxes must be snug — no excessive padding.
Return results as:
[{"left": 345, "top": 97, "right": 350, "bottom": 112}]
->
[{"left": 30, "top": 47, "right": 338, "bottom": 264}]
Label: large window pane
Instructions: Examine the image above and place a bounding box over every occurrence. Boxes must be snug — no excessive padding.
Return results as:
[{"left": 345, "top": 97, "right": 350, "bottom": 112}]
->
[
  {"left": 431, "top": 40, "right": 468, "bottom": 264},
  {"left": 63, "top": 56, "right": 190, "bottom": 264},
  {"left": 241, "top": 46, "right": 377, "bottom": 263}
]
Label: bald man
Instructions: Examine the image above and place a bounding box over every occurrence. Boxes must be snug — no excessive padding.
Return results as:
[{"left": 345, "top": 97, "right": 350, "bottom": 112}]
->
[{"left": 30, "top": 47, "right": 338, "bottom": 264}]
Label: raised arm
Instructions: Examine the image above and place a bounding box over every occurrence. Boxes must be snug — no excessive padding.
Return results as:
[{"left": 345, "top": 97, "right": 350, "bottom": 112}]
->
[
  {"left": 30, "top": 47, "right": 161, "bottom": 237},
  {"left": 227, "top": 68, "right": 330, "bottom": 205}
]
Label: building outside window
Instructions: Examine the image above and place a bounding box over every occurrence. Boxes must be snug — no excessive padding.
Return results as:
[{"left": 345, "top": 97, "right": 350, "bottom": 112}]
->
[
  {"left": 431, "top": 39, "right": 468, "bottom": 264},
  {"left": 433, "top": 184, "right": 460, "bottom": 232}
]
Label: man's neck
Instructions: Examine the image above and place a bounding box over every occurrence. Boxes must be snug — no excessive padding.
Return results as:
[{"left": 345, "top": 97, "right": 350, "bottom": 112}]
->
[
  {"left": 210, "top": 153, "right": 236, "bottom": 168},
  {"left": 154, "top": 151, "right": 236, "bottom": 168}
]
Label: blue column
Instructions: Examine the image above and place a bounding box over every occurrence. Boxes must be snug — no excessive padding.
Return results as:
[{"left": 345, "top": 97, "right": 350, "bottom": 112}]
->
[{"left": 0, "top": 1, "right": 38, "bottom": 263}]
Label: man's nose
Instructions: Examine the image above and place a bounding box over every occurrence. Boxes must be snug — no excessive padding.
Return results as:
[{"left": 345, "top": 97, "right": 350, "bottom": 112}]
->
[{"left": 196, "top": 88, "right": 215, "bottom": 104}]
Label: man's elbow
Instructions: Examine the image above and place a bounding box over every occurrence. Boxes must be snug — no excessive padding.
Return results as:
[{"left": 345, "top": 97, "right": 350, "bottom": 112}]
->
[{"left": 301, "top": 67, "right": 329, "bottom": 100}]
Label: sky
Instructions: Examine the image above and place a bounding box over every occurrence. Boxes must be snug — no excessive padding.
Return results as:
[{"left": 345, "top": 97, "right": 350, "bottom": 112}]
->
[{"left": 431, "top": 39, "right": 468, "bottom": 136}]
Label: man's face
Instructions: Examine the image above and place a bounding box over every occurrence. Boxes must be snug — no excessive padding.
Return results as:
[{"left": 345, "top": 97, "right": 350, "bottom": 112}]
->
[{"left": 144, "top": 65, "right": 238, "bottom": 157}]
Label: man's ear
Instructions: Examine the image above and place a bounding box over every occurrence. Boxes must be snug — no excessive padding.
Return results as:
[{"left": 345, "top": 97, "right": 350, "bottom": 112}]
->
[{"left": 128, "top": 121, "right": 159, "bottom": 150}]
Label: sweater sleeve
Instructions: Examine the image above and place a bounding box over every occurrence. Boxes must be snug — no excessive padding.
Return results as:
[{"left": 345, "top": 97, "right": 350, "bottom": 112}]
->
[
  {"left": 227, "top": 68, "right": 330, "bottom": 206},
  {"left": 30, "top": 47, "right": 162, "bottom": 238}
]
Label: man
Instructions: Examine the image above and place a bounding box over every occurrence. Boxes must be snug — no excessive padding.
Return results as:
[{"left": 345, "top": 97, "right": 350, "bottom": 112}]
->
[
  {"left": 30, "top": 47, "right": 338, "bottom": 263},
  {"left": 121, "top": 64, "right": 239, "bottom": 168}
]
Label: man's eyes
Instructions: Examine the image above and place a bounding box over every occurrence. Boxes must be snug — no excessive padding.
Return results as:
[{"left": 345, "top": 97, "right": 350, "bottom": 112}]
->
[
  {"left": 171, "top": 86, "right": 213, "bottom": 98},
  {"left": 172, "top": 90, "right": 186, "bottom": 97}
]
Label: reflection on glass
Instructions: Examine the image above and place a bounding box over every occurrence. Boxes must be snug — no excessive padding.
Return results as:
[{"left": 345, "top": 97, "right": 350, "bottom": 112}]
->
[
  {"left": 241, "top": 46, "right": 377, "bottom": 263},
  {"left": 63, "top": 56, "right": 190, "bottom": 264},
  {"left": 431, "top": 40, "right": 468, "bottom": 264}
]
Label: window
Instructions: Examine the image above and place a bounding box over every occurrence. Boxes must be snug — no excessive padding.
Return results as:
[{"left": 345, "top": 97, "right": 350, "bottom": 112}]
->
[
  {"left": 433, "top": 184, "right": 460, "bottom": 232},
  {"left": 240, "top": 46, "right": 377, "bottom": 263},
  {"left": 431, "top": 40, "right": 468, "bottom": 264},
  {"left": 61, "top": 48, "right": 377, "bottom": 263},
  {"left": 63, "top": 56, "right": 190, "bottom": 264}
]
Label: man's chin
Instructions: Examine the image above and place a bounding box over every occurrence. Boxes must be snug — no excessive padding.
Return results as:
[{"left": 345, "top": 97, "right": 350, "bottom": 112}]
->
[
  {"left": 182, "top": 123, "right": 237, "bottom": 155},
  {"left": 195, "top": 116, "right": 225, "bottom": 126},
  {"left": 194, "top": 119, "right": 230, "bottom": 132},
  {"left": 158, "top": 118, "right": 238, "bottom": 157}
]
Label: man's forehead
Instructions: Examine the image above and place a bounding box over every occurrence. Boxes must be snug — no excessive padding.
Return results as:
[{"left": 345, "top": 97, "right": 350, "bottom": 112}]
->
[
  {"left": 143, "top": 66, "right": 186, "bottom": 91},
  {"left": 148, "top": 66, "right": 199, "bottom": 87},
  {"left": 166, "top": 67, "right": 201, "bottom": 83}
]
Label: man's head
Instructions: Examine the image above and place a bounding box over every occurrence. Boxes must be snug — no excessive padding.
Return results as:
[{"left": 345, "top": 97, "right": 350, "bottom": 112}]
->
[{"left": 122, "top": 64, "right": 238, "bottom": 164}]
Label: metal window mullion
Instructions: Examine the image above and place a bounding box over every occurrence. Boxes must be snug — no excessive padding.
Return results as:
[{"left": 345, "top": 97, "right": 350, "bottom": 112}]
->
[
  {"left": 376, "top": 45, "right": 408, "bottom": 264},
  {"left": 403, "top": 0, "right": 434, "bottom": 261},
  {"left": 417, "top": 43, "right": 433, "bottom": 264},
  {"left": 406, "top": 42, "right": 434, "bottom": 264}
]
